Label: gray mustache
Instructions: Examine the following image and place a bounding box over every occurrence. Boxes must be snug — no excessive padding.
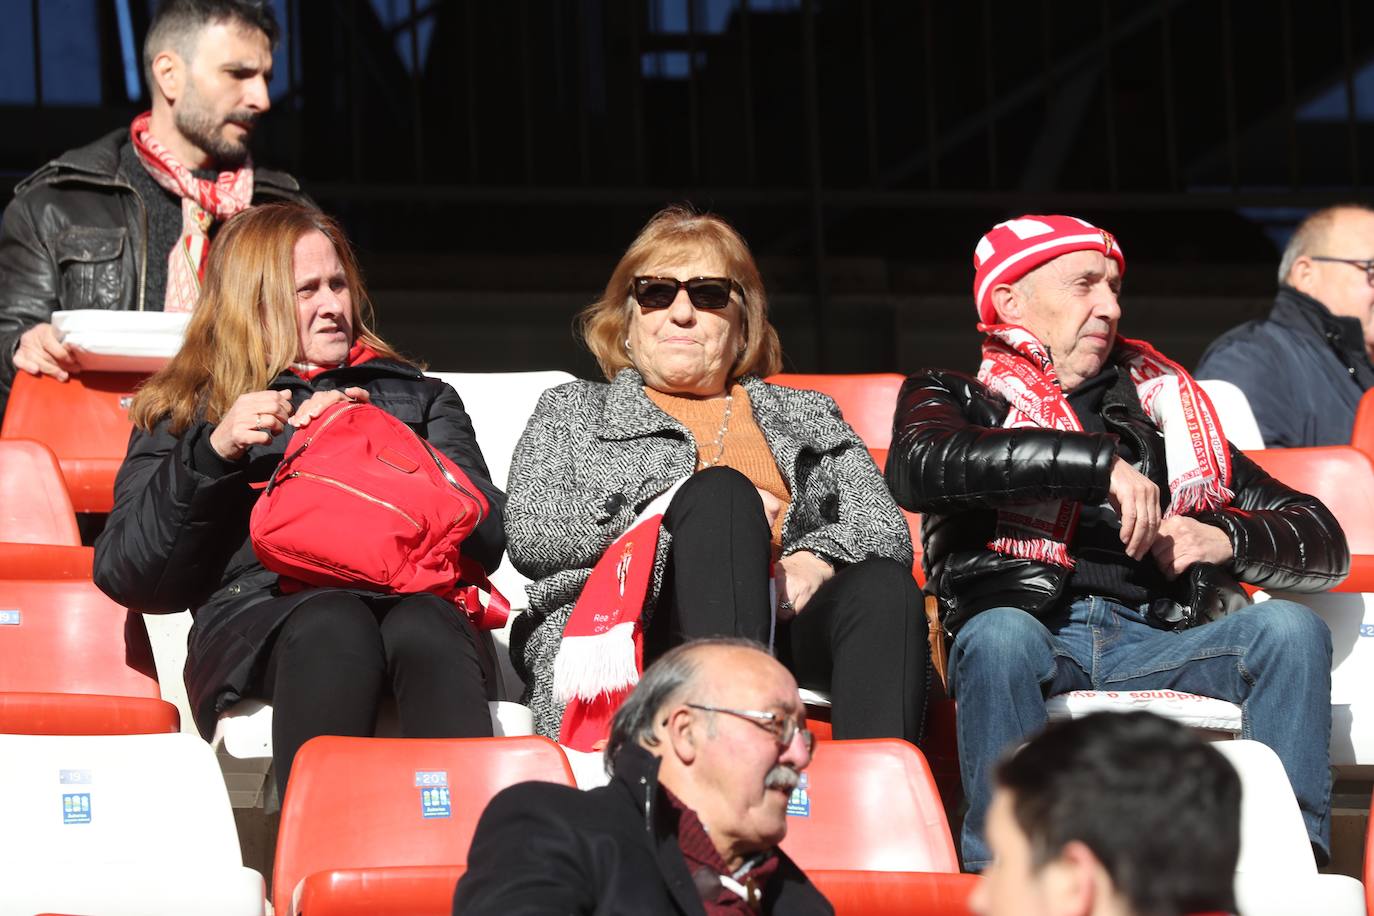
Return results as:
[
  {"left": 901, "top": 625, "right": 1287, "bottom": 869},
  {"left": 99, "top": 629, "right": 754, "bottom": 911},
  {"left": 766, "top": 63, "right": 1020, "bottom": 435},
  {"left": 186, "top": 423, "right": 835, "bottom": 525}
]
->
[{"left": 765, "top": 766, "right": 800, "bottom": 792}]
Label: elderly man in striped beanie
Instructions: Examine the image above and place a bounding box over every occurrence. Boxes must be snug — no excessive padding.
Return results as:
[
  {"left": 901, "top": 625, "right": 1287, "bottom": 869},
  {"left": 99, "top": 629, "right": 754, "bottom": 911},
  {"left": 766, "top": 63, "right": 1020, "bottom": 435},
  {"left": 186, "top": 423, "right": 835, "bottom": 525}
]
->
[{"left": 886, "top": 214, "right": 1345, "bottom": 872}]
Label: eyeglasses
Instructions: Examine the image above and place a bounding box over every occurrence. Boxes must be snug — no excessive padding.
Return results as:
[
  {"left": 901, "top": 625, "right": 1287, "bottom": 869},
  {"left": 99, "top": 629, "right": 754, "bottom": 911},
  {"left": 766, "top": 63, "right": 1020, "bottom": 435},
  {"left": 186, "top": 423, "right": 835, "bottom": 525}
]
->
[
  {"left": 1309, "top": 256, "right": 1374, "bottom": 287},
  {"left": 632, "top": 276, "right": 745, "bottom": 311},
  {"left": 685, "top": 703, "right": 814, "bottom": 758}
]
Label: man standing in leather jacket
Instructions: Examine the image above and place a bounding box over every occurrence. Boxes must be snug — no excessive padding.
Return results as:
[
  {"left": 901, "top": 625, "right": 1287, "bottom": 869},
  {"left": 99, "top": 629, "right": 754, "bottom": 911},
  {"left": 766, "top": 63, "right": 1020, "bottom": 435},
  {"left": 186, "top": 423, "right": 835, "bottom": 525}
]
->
[
  {"left": 886, "top": 214, "right": 1347, "bottom": 872},
  {"left": 1196, "top": 204, "right": 1374, "bottom": 447},
  {"left": 0, "top": 0, "right": 307, "bottom": 419}
]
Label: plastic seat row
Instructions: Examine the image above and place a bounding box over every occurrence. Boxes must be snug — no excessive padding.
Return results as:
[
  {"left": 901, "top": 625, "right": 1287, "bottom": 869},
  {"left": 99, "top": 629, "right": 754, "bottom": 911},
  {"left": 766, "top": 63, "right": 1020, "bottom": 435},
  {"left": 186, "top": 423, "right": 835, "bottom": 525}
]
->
[
  {"left": 2, "top": 367, "right": 1369, "bottom": 907},
  {"left": 0, "top": 731, "right": 973, "bottom": 916},
  {"left": 280, "top": 735, "right": 978, "bottom": 915},
  {"left": 6, "top": 729, "right": 1348, "bottom": 915},
  {"left": 0, "top": 425, "right": 180, "bottom": 739}
]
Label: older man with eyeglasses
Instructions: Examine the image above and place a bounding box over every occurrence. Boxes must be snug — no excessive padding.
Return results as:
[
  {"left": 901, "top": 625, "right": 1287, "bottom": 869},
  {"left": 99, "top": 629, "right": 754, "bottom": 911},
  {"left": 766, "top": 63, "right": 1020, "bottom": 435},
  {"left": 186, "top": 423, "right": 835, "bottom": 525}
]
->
[
  {"left": 1197, "top": 204, "right": 1374, "bottom": 447},
  {"left": 454, "top": 637, "right": 832, "bottom": 915}
]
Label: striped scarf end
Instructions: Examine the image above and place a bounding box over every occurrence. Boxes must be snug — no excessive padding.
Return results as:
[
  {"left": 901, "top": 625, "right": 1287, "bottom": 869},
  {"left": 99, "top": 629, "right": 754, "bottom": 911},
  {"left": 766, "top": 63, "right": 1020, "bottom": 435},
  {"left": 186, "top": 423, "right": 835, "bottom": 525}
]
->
[
  {"left": 1166, "top": 480, "right": 1235, "bottom": 519},
  {"left": 552, "top": 622, "right": 640, "bottom": 704},
  {"left": 988, "top": 536, "right": 1075, "bottom": 569}
]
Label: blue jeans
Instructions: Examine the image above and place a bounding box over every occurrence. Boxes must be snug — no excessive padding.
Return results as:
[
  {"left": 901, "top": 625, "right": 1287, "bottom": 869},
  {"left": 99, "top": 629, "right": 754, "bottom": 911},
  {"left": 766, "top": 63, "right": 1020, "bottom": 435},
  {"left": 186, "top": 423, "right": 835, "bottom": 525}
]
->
[{"left": 948, "top": 596, "right": 1332, "bottom": 870}]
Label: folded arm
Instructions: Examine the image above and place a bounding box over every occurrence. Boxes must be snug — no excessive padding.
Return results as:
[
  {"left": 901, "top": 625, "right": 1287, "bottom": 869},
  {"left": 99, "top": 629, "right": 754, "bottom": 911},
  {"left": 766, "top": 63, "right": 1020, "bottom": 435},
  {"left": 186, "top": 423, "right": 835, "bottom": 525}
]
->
[{"left": 885, "top": 369, "right": 1118, "bottom": 514}]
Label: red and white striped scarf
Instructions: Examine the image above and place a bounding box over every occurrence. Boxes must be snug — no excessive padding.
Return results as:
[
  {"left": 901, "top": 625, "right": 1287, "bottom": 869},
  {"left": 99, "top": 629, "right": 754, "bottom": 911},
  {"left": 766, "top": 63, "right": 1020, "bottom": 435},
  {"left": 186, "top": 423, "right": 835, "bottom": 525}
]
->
[
  {"left": 130, "top": 111, "right": 254, "bottom": 313},
  {"left": 554, "top": 481, "right": 687, "bottom": 752},
  {"left": 977, "top": 323, "right": 1233, "bottom": 568}
]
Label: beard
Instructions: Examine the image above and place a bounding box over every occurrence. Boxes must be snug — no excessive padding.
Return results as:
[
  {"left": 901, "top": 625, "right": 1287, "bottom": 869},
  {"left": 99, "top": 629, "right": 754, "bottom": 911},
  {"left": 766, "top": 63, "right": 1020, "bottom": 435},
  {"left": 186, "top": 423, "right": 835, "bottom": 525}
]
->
[
  {"left": 173, "top": 85, "right": 258, "bottom": 169},
  {"left": 764, "top": 765, "right": 800, "bottom": 793}
]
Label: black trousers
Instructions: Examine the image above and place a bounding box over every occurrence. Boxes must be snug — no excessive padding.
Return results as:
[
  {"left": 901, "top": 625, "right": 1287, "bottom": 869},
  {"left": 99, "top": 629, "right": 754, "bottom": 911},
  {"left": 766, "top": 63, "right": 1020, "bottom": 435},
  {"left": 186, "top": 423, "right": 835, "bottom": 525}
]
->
[
  {"left": 254, "top": 591, "right": 493, "bottom": 798},
  {"left": 647, "top": 466, "right": 928, "bottom": 742}
]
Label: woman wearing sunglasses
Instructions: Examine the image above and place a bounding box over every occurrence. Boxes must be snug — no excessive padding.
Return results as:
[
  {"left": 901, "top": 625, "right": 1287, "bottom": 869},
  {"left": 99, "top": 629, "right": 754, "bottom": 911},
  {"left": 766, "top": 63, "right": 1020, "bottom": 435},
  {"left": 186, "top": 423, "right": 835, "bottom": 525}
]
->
[{"left": 505, "top": 205, "right": 926, "bottom": 746}]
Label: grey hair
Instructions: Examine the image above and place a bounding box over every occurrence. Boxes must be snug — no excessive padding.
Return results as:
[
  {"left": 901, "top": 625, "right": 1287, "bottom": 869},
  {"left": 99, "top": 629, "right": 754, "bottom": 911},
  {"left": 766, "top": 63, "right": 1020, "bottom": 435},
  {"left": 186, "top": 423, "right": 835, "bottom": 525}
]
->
[
  {"left": 1278, "top": 204, "right": 1374, "bottom": 286},
  {"left": 604, "top": 636, "right": 767, "bottom": 776}
]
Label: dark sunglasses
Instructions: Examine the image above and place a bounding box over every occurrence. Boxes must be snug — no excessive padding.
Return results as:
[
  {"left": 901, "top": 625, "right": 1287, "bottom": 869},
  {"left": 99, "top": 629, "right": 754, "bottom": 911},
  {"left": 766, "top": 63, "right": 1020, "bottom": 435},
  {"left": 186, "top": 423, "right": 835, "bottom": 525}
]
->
[{"left": 632, "top": 276, "right": 745, "bottom": 311}]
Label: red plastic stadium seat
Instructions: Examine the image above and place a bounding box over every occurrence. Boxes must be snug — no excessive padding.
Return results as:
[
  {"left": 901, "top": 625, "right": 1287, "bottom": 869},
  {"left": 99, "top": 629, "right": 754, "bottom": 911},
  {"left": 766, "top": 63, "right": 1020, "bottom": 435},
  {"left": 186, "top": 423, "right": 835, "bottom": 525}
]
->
[
  {"left": 1364, "top": 800, "right": 1374, "bottom": 916},
  {"left": 273, "top": 735, "right": 576, "bottom": 916},
  {"left": 1243, "top": 445, "right": 1374, "bottom": 591},
  {"left": 0, "top": 544, "right": 94, "bottom": 580},
  {"left": 0, "top": 439, "right": 80, "bottom": 546},
  {"left": 781, "top": 739, "right": 962, "bottom": 900},
  {"left": 295, "top": 865, "right": 466, "bottom": 916},
  {"left": 1351, "top": 389, "right": 1374, "bottom": 460},
  {"left": 768, "top": 373, "right": 905, "bottom": 451},
  {"left": 806, "top": 870, "right": 978, "bottom": 915},
  {"left": 0, "top": 371, "right": 148, "bottom": 514},
  {"left": 0, "top": 578, "right": 177, "bottom": 734}
]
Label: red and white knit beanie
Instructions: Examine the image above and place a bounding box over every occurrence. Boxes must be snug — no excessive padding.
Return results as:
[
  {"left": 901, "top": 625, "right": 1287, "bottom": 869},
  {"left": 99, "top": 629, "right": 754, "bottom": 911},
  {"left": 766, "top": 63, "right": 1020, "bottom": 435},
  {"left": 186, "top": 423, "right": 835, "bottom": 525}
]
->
[{"left": 972, "top": 215, "right": 1126, "bottom": 324}]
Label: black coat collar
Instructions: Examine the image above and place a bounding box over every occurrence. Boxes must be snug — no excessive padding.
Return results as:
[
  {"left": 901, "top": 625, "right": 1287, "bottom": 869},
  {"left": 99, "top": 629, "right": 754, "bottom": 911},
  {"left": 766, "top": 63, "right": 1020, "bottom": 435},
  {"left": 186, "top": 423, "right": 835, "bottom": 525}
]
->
[
  {"left": 1273, "top": 285, "right": 1368, "bottom": 356},
  {"left": 610, "top": 744, "right": 709, "bottom": 915}
]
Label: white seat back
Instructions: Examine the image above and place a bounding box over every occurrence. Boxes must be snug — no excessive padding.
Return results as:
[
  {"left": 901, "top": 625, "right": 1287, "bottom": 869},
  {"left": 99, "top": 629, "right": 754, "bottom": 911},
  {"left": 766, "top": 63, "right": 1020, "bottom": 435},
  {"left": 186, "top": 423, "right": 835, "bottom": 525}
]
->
[
  {"left": 0, "top": 731, "right": 242, "bottom": 865},
  {"left": 0, "top": 732, "right": 264, "bottom": 915},
  {"left": 1198, "top": 378, "right": 1265, "bottom": 450},
  {"left": 1212, "top": 739, "right": 1315, "bottom": 874},
  {"left": 430, "top": 369, "right": 577, "bottom": 698},
  {"left": 1214, "top": 739, "right": 1366, "bottom": 915},
  {"left": 428, "top": 369, "right": 577, "bottom": 494},
  {"left": 1256, "top": 589, "right": 1374, "bottom": 768}
]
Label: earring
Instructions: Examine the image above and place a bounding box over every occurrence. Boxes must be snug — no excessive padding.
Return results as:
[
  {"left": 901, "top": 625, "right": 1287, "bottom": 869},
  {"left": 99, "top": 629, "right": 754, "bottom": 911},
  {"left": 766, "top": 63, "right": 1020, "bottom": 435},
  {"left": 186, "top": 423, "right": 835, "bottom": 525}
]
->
[{"left": 625, "top": 337, "right": 632, "bottom": 351}]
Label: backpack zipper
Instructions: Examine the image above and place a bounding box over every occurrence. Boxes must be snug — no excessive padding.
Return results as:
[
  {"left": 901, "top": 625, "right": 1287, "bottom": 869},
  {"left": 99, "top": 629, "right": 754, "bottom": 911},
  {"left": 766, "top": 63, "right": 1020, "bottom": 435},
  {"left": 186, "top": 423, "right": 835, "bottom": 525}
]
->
[
  {"left": 417, "top": 437, "right": 485, "bottom": 525},
  {"left": 269, "top": 402, "right": 481, "bottom": 529},
  {"left": 286, "top": 471, "right": 422, "bottom": 530}
]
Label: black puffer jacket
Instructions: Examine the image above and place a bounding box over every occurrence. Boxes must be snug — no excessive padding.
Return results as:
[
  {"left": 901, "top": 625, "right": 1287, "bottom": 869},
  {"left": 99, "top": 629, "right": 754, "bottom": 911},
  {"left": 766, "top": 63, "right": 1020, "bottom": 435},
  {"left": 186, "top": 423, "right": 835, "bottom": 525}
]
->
[
  {"left": 0, "top": 128, "right": 307, "bottom": 414},
  {"left": 886, "top": 368, "right": 1350, "bottom": 637},
  {"left": 92, "top": 358, "right": 505, "bottom": 738}
]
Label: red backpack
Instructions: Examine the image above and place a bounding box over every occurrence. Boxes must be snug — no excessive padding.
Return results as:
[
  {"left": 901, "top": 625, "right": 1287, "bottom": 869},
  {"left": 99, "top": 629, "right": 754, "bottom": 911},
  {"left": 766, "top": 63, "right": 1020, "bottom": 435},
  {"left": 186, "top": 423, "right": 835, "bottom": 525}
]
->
[{"left": 249, "top": 401, "right": 508, "bottom": 629}]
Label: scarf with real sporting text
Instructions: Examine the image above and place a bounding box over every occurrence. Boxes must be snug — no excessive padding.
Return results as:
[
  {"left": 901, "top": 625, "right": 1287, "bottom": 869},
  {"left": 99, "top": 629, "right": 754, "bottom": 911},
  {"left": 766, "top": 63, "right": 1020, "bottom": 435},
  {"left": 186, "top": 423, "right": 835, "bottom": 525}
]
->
[
  {"left": 554, "top": 480, "right": 687, "bottom": 752},
  {"left": 976, "top": 323, "right": 1233, "bottom": 568},
  {"left": 130, "top": 111, "right": 255, "bottom": 313}
]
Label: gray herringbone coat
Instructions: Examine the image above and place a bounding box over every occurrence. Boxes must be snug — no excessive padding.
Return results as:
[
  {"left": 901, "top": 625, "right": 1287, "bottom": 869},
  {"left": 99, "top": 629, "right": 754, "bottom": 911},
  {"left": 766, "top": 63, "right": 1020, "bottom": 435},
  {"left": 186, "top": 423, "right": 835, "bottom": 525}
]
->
[{"left": 506, "top": 368, "right": 913, "bottom": 736}]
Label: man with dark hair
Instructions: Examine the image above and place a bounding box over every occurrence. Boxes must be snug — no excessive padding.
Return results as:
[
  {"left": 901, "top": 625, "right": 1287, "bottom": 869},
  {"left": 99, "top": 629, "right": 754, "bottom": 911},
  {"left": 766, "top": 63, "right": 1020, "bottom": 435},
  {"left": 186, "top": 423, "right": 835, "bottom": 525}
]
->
[
  {"left": 454, "top": 638, "right": 831, "bottom": 914},
  {"left": 0, "top": 0, "right": 307, "bottom": 417},
  {"left": 971, "top": 711, "right": 1240, "bottom": 916},
  {"left": 887, "top": 214, "right": 1345, "bottom": 873},
  {"left": 1197, "top": 204, "right": 1374, "bottom": 447}
]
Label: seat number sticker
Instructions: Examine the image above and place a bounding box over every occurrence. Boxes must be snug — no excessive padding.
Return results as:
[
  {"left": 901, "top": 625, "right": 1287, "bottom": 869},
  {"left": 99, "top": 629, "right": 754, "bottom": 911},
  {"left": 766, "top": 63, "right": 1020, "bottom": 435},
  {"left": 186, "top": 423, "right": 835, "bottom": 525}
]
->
[
  {"left": 421, "top": 786, "right": 451, "bottom": 819},
  {"left": 63, "top": 793, "right": 91, "bottom": 824}
]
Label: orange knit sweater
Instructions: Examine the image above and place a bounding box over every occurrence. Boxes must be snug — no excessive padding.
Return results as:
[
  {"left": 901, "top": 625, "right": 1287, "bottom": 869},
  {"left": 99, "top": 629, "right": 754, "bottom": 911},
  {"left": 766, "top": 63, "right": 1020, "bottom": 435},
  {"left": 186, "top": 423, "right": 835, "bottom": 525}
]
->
[{"left": 646, "top": 383, "right": 791, "bottom": 553}]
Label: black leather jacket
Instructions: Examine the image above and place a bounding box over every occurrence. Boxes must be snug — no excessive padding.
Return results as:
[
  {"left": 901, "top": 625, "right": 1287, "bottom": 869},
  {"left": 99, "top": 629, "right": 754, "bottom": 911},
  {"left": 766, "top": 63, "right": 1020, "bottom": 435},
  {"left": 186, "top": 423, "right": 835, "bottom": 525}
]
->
[
  {"left": 886, "top": 367, "right": 1350, "bottom": 637},
  {"left": 0, "top": 128, "right": 307, "bottom": 414}
]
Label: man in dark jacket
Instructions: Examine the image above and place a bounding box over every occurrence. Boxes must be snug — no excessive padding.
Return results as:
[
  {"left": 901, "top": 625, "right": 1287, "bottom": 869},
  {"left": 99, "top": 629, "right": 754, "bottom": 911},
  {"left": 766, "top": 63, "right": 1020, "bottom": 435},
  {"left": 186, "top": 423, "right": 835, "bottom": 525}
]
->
[
  {"left": 1196, "top": 204, "right": 1374, "bottom": 447},
  {"left": 0, "top": 0, "right": 306, "bottom": 418},
  {"left": 887, "top": 215, "right": 1346, "bottom": 872},
  {"left": 454, "top": 638, "right": 832, "bottom": 915}
]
